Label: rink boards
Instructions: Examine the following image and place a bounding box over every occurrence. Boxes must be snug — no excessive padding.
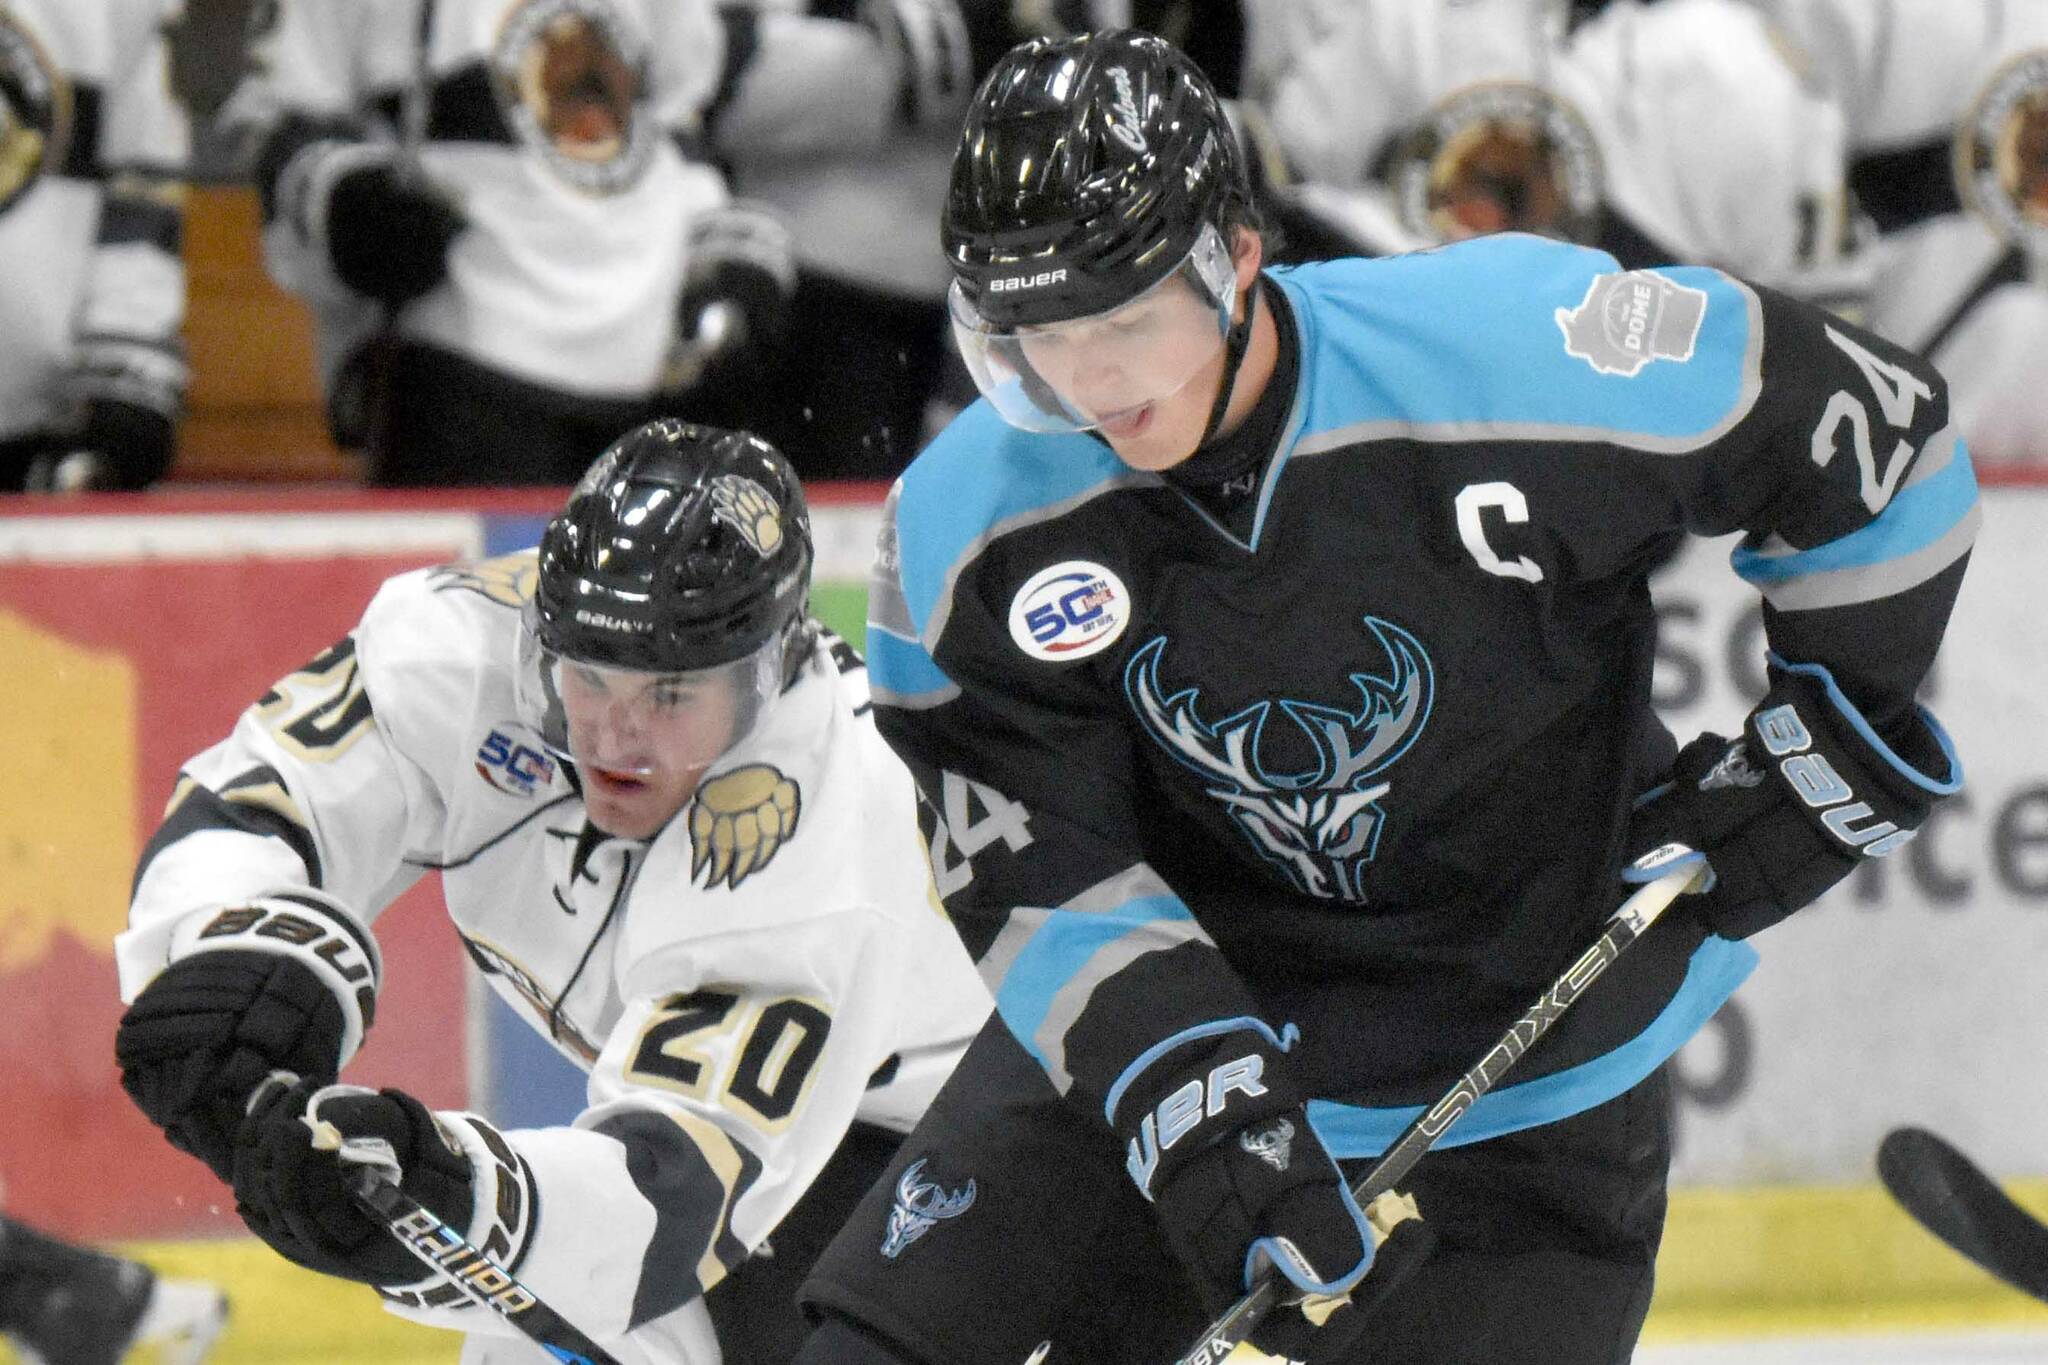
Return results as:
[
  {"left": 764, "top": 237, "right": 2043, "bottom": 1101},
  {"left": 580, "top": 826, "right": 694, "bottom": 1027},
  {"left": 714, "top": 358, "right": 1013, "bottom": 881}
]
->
[{"left": 2, "top": 478, "right": 2046, "bottom": 1354}]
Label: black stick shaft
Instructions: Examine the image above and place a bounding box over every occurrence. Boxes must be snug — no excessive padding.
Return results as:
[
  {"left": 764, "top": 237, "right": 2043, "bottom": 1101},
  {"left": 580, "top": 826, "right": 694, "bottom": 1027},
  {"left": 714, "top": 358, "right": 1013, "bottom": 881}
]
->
[
  {"left": 348, "top": 1169, "right": 626, "bottom": 1365},
  {"left": 1170, "top": 855, "right": 1705, "bottom": 1365}
]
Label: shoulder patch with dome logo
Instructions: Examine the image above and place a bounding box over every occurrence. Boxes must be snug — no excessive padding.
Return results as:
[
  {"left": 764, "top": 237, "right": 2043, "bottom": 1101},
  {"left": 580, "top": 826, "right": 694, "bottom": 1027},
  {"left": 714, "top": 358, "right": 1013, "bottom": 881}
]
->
[{"left": 1555, "top": 270, "right": 1708, "bottom": 378}]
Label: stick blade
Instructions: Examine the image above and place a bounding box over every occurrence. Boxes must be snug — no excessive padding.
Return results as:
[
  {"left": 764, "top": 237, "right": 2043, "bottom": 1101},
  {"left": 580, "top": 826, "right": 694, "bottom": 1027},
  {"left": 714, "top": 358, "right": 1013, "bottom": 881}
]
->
[{"left": 1878, "top": 1125, "right": 2048, "bottom": 1302}]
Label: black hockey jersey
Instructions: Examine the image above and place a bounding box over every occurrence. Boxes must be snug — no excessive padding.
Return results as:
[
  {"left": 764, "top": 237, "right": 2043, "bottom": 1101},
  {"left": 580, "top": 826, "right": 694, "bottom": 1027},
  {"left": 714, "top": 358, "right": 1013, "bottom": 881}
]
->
[{"left": 868, "top": 233, "right": 1977, "bottom": 1159}]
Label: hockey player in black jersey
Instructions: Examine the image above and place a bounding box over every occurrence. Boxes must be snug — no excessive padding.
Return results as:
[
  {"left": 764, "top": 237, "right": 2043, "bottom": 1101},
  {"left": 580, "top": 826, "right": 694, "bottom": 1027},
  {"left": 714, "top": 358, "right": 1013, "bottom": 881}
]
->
[{"left": 794, "top": 28, "right": 1974, "bottom": 1365}]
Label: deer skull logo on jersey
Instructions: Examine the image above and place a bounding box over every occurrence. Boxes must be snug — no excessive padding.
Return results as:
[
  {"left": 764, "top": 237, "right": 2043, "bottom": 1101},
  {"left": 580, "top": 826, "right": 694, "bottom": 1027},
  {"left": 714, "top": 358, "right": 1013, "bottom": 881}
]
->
[
  {"left": 1125, "top": 616, "right": 1434, "bottom": 903},
  {"left": 880, "top": 1158, "right": 977, "bottom": 1259}
]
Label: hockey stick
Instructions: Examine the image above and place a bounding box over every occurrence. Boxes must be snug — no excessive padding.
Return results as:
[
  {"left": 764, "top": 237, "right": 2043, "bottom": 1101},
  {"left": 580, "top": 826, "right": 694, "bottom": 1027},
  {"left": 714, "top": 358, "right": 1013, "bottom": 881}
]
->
[
  {"left": 1877, "top": 1125, "right": 2048, "bottom": 1303},
  {"left": 1170, "top": 846, "right": 1710, "bottom": 1365},
  {"left": 336, "top": 1158, "right": 625, "bottom": 1365}
]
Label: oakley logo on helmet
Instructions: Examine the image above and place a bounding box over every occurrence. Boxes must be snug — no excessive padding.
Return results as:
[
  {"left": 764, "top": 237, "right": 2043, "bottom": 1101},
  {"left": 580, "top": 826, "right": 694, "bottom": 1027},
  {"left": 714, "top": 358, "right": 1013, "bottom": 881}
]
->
[
  {"left": 707, "top": 474, "right": 783, "bottom": 558},
  {"left": 573, "top": 609, "right": 653, "bottom": 634},
  {"left": 1107, "top": 67, "right": 1147, "bottom": 154},
  {"left": 988, "top": 268, "right": 1069, "bottom": 294}
]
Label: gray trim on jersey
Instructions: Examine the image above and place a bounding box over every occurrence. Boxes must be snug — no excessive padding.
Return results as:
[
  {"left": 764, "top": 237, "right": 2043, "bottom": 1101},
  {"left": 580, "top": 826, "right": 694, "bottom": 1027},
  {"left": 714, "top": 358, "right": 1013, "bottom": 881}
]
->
[
  {"left": 973, "top": 863, "right": 1181, "bottom": 1001},
  {"left": 1029, "top": 914, "right": 1212, "bottom": 1096},
  {"left": 1743, "top": 425, "right": 1979, "bottom": 613},
  {"left": 1291, "top": 278, "right": 1768, "bottom": 460},
  {"left": 868, "top": 485, "right": 915, "bottom": 639},
  {"left": 921, "top": 470, "right": 1162, "bottom": 655},
  {"left": 868, "top": 486, "right": 957, "bottom": 710},
  {"left": 867, "top": 667, "right": 960, "bottom": 711},
  {"left": 1758, "top": 501, "right": 1981, "bottom": 614},
  {"left": 1899, "top": 423, "right": 1963, "bottom": 492},
  {"left": 984, "top": 865, "right": 1204, "bottom": 1096},
  {"left": 1740, "top": 414, "right": 1961, "bottom": 555},
  {"left": 976, "top": 905, "right": 1051, "bottom": 1000}
]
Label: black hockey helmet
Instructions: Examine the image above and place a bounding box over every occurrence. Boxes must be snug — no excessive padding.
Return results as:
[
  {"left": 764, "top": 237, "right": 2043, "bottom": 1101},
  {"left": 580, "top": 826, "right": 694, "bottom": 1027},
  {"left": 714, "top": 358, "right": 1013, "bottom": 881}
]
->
[
  {"left": 942, "top": 28, "right": 1251, "bottom": 330},
  {"left": 528, "top": 418, "right": 814, "bottom": 680}
]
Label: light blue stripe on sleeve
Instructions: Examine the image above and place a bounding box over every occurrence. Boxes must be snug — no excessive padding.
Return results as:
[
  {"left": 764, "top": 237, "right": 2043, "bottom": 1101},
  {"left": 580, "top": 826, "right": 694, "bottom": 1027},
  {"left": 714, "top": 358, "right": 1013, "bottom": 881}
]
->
[
  {"left": 1732, "top": 448, "right": 1979, "bottom": 586},
  {"left": 865, "top": 624, "right": 955, "bottom": 701},
  {"left": 1308, "top": 935, "right": 1757, "bottom": 1157},
  {"left": 994, "top": 894, "right": 1196, "bottom": 1070},
  {"left": 893, "top": 406, "right": 1127, "bottom": 631}
]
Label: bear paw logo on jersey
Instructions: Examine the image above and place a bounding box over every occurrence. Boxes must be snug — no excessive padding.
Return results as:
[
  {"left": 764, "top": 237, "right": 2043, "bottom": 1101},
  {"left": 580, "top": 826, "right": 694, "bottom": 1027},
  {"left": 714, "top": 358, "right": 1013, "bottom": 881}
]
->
[
  {"left": 1955, "top": 49, "right": 2048, "bottom": 254},
  {"left": 879, "top": 1158, "right": 977, "bottom": 1260},
  {"left": 1555, "top": 270, "right": 1708, "bottom": 378},
  {"left": 0, "top": 12, "right": 69, "bottom": 217},
  {"left": 492, "top": 0, "right": 651, "bottom": 195},
  {"left": 708, "top": 474, "right": 783, "bottom": 559},
  {"left": 689, "top": 763, "right": 800, "bottom": 890},
  {"left": 476, "top": 727, "right": 556, "bottom": 796},
  {"left": 1008, "top": 561, "right": 1131, "bottom": 662},
  {"left": 1125, "top": 617, "right": 1434, "bottom": 904},
  {"left": 1392, "top": 82, "right": 1602, "bottom": 246}
]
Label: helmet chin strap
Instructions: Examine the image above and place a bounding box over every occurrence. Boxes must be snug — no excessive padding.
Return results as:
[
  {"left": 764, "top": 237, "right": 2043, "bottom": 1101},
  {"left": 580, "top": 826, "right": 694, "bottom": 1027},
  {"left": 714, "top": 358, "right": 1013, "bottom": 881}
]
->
[{"left": 1196, "top": 278, "right": 1260, "bottom": 447}]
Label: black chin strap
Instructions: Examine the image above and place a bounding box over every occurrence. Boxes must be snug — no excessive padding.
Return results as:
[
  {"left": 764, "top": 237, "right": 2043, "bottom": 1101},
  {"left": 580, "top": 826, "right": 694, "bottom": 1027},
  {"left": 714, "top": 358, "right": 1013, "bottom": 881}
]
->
[{"left": 1197, "top": 279, "right": 1260, "bottom": 447}]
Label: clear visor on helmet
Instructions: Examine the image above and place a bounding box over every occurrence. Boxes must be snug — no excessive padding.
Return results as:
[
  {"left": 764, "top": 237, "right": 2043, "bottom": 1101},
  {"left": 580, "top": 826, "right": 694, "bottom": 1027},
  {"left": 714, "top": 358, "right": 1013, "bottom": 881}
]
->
[
  {"left": 948, "top": 223, "right": 1238, "bottom": 434},
  {"left": 512, "top": 621, "right": 784, "bottom": 779}
]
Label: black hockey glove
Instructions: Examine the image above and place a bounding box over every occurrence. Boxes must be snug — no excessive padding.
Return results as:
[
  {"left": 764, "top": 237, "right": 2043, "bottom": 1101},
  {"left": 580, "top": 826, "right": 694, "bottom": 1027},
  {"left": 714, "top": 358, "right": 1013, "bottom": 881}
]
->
[
  {"left": 116, "top": 891, "right": 380, "bottom": 1181},
  {"left": 1252, "top": 1191, "right": 1438, "bottom": 1364},
  {"left": 25, "top": 399, "right": 176, "bottom": 492},
  {"left": 324, "top": 160, "right": 466, "bottom": 307},
  {"left": 667, "top": 201, "right": 796, "bottom": 392},
  {"left": 1112, "top": 1028, "right": 1377, "bottom": 1321},
  {"left": 233, "top": 1080, "right": 475, "bottom": 1286},
  {"left": 1629, "top": 658, "right": 1959, "bottom": 940}
]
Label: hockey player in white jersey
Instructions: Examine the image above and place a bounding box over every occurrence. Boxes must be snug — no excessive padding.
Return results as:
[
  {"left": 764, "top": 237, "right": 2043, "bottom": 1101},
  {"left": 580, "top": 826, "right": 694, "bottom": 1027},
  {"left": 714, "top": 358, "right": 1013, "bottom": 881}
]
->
[
  {"left": 0, "top": 0, "right": 188, "bottom": 491},
  {"left": 1760, "top": 0, "right": 2048, "bottom": 463},
  {"left": 112, "top": 420, "right": 993, "bottom": 1363},
  {"left": 1252, "top": 0, "right": 1864, "bottom": 309},
  {"left": 222, "top": 0, "right": 970, "bottom": 485}
]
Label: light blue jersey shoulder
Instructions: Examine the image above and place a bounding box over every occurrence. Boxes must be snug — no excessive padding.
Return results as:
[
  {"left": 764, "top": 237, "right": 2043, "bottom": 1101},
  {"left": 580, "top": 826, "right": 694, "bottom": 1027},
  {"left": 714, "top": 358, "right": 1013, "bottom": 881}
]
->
[
  {"left": 1275, "top": 234, "right": 1764, "bottom": 455},
  {"left": 885, "top": 400, "right": 1144, "bottom": 642}
]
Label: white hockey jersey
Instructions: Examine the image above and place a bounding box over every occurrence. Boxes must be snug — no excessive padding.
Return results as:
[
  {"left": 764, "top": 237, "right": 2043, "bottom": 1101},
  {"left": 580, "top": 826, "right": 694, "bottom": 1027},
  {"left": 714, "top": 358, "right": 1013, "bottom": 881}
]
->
[
  {"left": 116, "top": 554, "right": 993, "bottom": 1362},
  {"left": 0, "top": 0, "right": 188, "bottom": 440},
  {"left": 222, "top": 0, "right": 910, "bottom": 400},
  {"left": 1763, "top": 0, "right": 2048, "bottom": 463},
  {"left": 1253, "top": 0, "right": 1862, "bottom": 306}
]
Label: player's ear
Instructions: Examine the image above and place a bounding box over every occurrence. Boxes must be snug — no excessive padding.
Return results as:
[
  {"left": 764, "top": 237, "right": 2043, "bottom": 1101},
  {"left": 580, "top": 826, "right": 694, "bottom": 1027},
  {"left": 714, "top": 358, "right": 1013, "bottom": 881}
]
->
[
  {"left": 1229, "top": 224, "right": 1264, "bottom": 290},
  {"left": 1226, "top": 225, "right": 1264, "bottom": 327}
]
